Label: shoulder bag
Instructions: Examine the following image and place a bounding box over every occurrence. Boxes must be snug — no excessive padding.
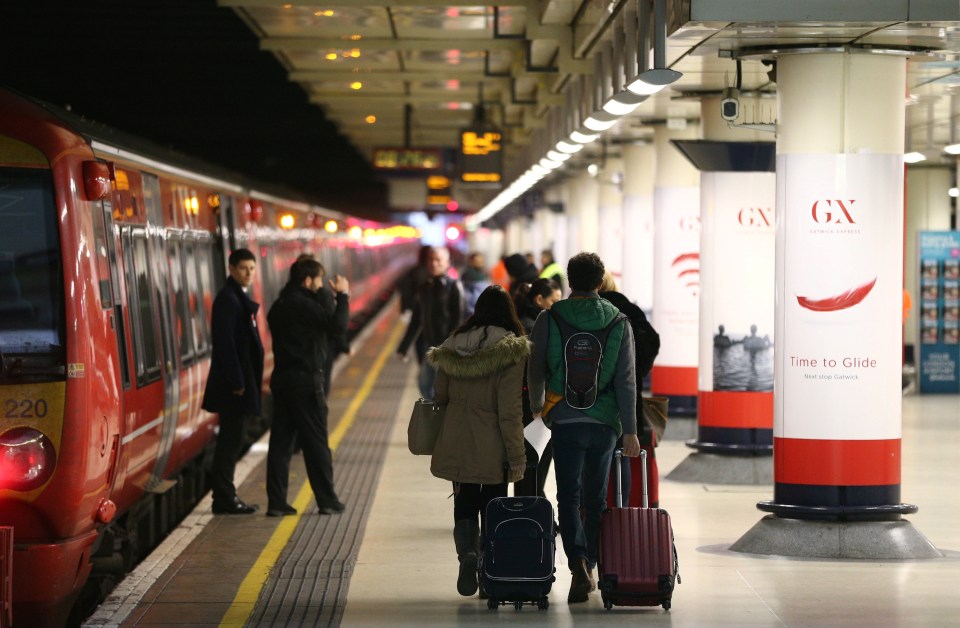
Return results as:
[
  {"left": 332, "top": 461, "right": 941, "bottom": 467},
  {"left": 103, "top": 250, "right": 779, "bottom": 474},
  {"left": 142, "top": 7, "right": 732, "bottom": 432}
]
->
[{"left": 407, "top": 398, "right": 445, "bottom": 455}]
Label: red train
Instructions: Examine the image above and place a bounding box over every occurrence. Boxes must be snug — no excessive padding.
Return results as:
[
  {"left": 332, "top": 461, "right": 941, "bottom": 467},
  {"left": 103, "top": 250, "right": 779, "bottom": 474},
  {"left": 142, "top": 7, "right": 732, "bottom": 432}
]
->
[{"left": 0, "top": 88, "right": 418, "bottom": 627}]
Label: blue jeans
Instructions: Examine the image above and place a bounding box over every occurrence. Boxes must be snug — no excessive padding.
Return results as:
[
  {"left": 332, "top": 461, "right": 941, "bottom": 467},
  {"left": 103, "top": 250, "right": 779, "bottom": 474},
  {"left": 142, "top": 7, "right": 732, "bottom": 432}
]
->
[
  {"left": 418, "top": 361, "right": 437, "bottom": 399},
  {"left": 551, "top": 421, "right": 617, "bottom": 568}
]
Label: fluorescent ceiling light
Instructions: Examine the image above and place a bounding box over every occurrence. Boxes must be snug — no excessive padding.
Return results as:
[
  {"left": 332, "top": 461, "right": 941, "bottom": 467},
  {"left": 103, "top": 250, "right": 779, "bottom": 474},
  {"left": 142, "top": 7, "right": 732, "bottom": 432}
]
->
[
  {"left": 570, "top": 130, "right": 600, "bottom": 144},
  {"left": 602, "top": 98, "right": 642, "bottom": 116},
  {"left": 546, "top": 150, "right": 571, "bottom": 162},
  {"left": 944, "top": 143, "right": 960, "bottom": 155},
  {"left": 556, "top": 140, "right": 584, "bottom": 154},
  {"left": 540, "top": 157, "right": 562, "bottom": 170},
  {"left": 626, "top": 67, "right": 683, "bottom": 96},
  {"left": 903, "top": 151, "right": 927, "bottom": 164},
  {"left": 949, "top": 187, "right": 959, "bottom": 198},
  {"left": 583, "top": 115, "right": 619, "bottom": 132}
]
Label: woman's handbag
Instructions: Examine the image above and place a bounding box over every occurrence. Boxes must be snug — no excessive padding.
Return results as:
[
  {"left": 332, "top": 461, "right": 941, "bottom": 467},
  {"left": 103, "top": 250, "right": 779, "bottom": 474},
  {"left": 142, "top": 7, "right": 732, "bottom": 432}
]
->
[
  {"left": 641, "top": 395, "right": 669, "bottom": 444},
  {"left": 407, "top": 398, "right": 445, "bottom": 455}
]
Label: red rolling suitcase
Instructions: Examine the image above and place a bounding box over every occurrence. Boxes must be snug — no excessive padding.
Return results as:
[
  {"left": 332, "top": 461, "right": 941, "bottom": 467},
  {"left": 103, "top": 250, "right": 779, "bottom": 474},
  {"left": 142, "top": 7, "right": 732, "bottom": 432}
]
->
[{"left": 598, "top": 449, "right": 680, "bottom": 610}]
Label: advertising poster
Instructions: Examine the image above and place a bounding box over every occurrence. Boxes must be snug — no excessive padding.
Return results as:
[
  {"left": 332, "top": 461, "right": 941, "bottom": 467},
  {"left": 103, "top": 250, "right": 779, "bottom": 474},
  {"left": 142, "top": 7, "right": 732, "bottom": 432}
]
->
[
  {"left": 775, "top": 153, "right": 902, "bottom": 441},
  {"left": 652, "top": 185, "right": 700, "bottom": 394},
  {"left": 622, "top": 193, "right": 654, "bottom": 312},
  {"left": 699, "top": 172, "right": 776, "bottom": 393},
  {"left": 918, "top": 231, "right": 960, "bottom": 393}
]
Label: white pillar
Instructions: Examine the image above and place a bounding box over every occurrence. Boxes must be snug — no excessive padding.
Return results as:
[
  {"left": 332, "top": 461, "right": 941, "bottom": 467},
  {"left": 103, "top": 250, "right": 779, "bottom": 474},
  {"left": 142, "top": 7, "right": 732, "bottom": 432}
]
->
[
  {"left": 651, "top": 123, "right": 701, "bottom": 414},
  {"left": 766, "top": 51, "right": 911, "bottom": 518},
  {"left": 622, "top": 143, "right": 655, "bottom": 311},
  {"left": 693, "top": 96, "right": 776, "bottom": 454},
  {"left": 598, "top": 157, "right": 625, "bottom": 282},
  {"left": 905, "top": 166, "right": 952, "bottom": 350}
]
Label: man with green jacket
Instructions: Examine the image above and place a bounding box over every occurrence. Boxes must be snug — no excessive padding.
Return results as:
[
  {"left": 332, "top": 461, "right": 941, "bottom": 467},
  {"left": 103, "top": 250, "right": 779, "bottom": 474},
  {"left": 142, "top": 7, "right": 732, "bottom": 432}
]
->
[{"left": 527, "top": 252, "right": 640, "bottom": 605}]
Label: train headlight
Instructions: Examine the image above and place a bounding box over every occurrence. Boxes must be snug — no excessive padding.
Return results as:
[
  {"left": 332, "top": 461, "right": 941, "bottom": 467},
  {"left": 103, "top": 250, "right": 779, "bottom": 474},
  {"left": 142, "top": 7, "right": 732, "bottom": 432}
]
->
[{"left": 0, "top": 427, "right": 57, "bottom": 491}]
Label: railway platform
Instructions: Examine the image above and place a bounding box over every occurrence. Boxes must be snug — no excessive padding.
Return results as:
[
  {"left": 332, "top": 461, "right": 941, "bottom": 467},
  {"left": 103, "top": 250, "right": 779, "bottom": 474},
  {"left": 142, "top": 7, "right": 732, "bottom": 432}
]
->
[{"left": 84, "top": 302, "right": 960, "bottom": 627}]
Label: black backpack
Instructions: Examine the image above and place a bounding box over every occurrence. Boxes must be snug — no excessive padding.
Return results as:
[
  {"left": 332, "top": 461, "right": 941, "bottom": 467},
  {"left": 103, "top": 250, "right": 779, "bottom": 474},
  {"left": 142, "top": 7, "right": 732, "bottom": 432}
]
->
[{"left": 550, "top": 311, "right": 627, "bottom": 410}]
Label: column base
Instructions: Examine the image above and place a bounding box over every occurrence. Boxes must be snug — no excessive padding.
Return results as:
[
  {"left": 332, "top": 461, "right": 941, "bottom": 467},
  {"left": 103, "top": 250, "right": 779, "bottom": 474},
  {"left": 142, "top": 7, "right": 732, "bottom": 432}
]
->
[
  {"left": 685, "top": 427, "right": 773, "bottom": 455},
  {"left": 730, "top": 514, "right": 942, "bottom": 559},
  {"left": 665, "top": 394, "right": 697, "bottom": 417},
  {"left": 665, "top": 451, "right": 772, "bottom": 485},
  {"left": 756, "top": 499, "right": 917, "bottom": 521}
]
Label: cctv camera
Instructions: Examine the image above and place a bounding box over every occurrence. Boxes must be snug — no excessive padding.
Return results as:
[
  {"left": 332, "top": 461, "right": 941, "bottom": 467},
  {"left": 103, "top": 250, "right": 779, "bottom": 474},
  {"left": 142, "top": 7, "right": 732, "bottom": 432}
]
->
[{"left": 720, "top": 87, "right": 740, "bottom": 122}]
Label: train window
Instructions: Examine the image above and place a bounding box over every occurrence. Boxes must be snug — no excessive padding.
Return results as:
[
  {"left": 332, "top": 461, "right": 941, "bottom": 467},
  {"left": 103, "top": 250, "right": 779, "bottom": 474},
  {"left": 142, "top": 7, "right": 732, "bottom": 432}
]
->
[
  {"left": 0, "top": 165, "right": 65, "bottom": 382},
  {"left": 91, "top": 198, "right": 113, "bottom": 309},
  {"left": 101, "top": 200, "right": 130, "bottom": 389},
  {"left": 182, "top": 237, "right": 205, "bottom": 356},
  {"left": 166, "top": 235, "right": 193, "bottom": 365},
  {"left": 125, "top": 230, "right": 162, "bottom": 386},
  {"left": 194, "top": 240, "right": 215, "bottom": 353}
]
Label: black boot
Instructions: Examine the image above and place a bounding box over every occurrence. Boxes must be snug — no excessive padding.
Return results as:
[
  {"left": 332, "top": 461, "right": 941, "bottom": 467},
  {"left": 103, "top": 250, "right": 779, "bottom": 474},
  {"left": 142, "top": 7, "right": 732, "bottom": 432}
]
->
[{"left": 453, "top": 519, "right": 480, "bottom": 596}]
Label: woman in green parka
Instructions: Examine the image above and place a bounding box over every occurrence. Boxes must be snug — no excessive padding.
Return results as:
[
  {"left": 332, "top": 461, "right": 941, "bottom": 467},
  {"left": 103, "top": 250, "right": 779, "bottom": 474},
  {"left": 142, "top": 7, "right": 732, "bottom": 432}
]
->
[{"left": 426, "top": 285, "right": 531, "bottom": 597}]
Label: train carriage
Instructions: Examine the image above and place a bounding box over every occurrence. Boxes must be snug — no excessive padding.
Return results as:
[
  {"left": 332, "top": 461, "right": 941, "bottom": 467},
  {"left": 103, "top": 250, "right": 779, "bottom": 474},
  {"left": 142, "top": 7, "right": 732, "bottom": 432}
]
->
[{"left": 0, "top": 88, "right": 416, "bottom": 627}]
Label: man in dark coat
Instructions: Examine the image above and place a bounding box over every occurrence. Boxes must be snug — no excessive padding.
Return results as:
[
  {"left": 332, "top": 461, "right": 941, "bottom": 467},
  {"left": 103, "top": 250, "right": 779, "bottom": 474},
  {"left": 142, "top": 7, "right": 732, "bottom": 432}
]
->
[
  {"left": 396, "top": 246, "right": 464, "bottom": 399},
  {"left": 202, "top": 248, "right": 264, "bottom": 515},
  {"left": 266, "top": 257, "right": 350, "bottom": 516}
]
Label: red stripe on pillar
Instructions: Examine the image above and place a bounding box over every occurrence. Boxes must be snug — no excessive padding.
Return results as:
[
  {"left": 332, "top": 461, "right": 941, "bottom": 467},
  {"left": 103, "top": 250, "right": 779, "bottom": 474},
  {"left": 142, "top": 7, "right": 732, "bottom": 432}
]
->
[
  {"left": 697, "top": 391, "right": 773, "bottom": 428},
  {"left": 650, "top": 366, "right": 697, "bottom": 395},
  {"left": 774, "top": 438, "right": 900, "bottom": 486}
]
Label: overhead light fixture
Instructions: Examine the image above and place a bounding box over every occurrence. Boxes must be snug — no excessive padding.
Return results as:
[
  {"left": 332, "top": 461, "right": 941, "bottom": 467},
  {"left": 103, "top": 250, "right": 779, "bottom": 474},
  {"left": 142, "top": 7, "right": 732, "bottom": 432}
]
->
[
  {"left": 570, "top": 129, "right": 600, "bottom": 144},
  {"left": 949, "top": 187, "right": 959, "bottom": 198},
  {"left": 944, "top": 143, "right": 960, "bottom": 155},
  {"left": 546, "top": 150, "right": 571, "bottom": 163},
  {"left": 903, "top": 151, "right": 927, "bottom": 164},
  {"left": 582, "top": 115, "right": 619, "bottom": 132},
  {"left": 626, "top": 68, "right": 683, "bottom": 96},
  {"left": 556, "top": 139, "right": 584, "bottom": 154}
]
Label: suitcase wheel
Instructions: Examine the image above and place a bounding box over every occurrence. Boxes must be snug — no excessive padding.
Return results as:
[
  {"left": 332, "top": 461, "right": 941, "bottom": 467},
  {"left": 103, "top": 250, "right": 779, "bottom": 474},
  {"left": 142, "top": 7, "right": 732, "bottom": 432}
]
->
[
  {"left": 603, "top": 597, "right": 613, "bottom": 611},
  {"left": 662, "top": 599, "right": 671, "bottom": 611},
  {"left": 537, "top": 596, "right": 549, "bottom": 610},
  {"left": 514, "top": 601, "right": 523, "bottom": 611},
  {"left": 487, "top": 597, "right": 498, "bottom": 611}
]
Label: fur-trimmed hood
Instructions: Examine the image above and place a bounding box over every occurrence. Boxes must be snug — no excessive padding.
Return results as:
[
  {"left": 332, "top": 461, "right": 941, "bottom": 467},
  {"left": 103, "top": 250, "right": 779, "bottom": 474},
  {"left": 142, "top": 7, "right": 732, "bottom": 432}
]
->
[{"left": 427, "top": 325, "right": 531, "bottom": 379}]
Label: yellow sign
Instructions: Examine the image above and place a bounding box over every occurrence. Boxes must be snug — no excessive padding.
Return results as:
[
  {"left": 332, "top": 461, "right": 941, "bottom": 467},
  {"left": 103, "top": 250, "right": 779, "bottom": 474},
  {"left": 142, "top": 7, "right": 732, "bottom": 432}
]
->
[{"left": 461, "top": 131, "right": 502, "bottom": 156}]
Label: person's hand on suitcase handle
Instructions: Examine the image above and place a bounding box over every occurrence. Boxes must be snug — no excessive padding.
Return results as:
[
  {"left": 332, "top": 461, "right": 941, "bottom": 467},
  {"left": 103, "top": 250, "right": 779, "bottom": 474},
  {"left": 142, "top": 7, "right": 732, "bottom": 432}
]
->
[
  {"left": 508, "top": 461, "right": 526, "bottom": 482},
  {"left": 621, "top": 432, "right": 641, "bottom": 458}
]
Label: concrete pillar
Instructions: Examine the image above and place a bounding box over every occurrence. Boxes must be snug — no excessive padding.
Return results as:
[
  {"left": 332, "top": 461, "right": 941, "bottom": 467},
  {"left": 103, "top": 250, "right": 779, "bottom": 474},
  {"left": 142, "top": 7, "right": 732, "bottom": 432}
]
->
[
  {"left": 905, "top": 166, "right": 953, "bottom": 351},
  {"left": 622, "top": 143, "right": 655, "bottom": 312},
  {"left": 667, "top": 96, "right": 776, "bottom": 484},
  {"left": 651, "top": 123, "right": 701, "bottom": 416},
  {"left": 598, "top": 158, "right": 625, "bottom": 283},
  {"left": 733, "top": 51, "right": 938, "bottom": 560},
  {"left": 567, "top": 170, "right": 599, "bottom": 256}
]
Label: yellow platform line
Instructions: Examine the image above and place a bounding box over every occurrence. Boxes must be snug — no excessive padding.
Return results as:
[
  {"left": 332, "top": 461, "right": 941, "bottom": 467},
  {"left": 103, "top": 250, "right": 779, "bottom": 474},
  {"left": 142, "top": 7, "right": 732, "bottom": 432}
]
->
[{"left": 219, "top": 319, "right": 405, "bottom": 627}]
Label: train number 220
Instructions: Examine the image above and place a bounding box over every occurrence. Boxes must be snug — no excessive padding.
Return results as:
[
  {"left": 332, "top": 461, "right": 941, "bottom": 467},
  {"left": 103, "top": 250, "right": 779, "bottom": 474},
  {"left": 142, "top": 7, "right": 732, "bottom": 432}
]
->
[{"left": 4, "top": 399, "right": 49, "bottom": 418}]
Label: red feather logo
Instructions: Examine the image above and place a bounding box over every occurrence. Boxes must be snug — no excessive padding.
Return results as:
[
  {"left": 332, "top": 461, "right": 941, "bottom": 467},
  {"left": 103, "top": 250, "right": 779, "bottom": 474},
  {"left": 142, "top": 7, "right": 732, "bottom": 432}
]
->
[{"left": 796, "top": 277, "right": 877, "bottom": 312}]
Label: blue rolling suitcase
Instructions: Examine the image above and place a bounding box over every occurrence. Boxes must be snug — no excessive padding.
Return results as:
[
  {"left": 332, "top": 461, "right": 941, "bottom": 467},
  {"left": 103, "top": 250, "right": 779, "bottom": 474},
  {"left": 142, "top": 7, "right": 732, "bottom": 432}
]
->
[{"left": 480, "top": 495, "right": 556, "bottom": 610}]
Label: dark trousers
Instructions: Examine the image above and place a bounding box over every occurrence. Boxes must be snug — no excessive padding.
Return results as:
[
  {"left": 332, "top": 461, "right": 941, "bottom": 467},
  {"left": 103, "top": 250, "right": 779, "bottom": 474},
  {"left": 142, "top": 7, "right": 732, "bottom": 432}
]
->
[
  {"left": 453, "top": 481, "right": 507, "bottom": 533},
  {"left": 552, "top": 422, "right": 617, "bottom": 569},
  {"left": 267, "top": 383, "right": 339, "bottom": 509},
  {"left": 211, "top": 412, "right": 246, "bottom": 504},
  {"left": 513, "top": 440, "right": 553, "bottom": 498}
]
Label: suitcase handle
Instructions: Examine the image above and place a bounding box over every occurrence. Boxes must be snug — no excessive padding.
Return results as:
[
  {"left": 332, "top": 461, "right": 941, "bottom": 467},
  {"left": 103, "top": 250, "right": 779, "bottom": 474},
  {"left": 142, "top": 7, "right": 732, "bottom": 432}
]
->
[{"left": 613, "top": 448, "right": 648, "bottom": 509}]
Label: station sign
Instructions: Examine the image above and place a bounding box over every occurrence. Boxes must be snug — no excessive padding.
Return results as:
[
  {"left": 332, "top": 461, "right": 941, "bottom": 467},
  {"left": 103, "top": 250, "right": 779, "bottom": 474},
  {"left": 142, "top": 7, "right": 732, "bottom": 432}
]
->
[
  {"left": 372, "top": 147, "right": 442, "bottom": 172},
  {"left": 459, "top": 127, "right": 502, "bottom": 185},
  {"left": 426, "top": 175, "right": 452, "bottom": 206}
]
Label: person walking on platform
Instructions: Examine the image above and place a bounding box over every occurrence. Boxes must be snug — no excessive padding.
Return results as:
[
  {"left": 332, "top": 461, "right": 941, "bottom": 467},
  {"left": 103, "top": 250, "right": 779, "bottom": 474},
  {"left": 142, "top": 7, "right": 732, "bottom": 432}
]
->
[
  {"left": 426, "top": 285, "right": 530, "bottom": 597},
  {"left": 527, "top": 252, "right": 640, "bottom": 604},
  {"left": 539, "top": 249, "right": 565, "bottom": 294},
  {"left": 511, "top": 278, "right": 562, "bottom": 498},
  {"left": 202, "top": 248, "right": 264, "bottom": 515},
  {"left": 266, "top": 257, "right": 350, "bottom": 517},
  {"left": 397, "top": 246, "right": 464, "bottom": 399},
  {"left": 598, "top": 271, "right": 661, "bottom": 507}
]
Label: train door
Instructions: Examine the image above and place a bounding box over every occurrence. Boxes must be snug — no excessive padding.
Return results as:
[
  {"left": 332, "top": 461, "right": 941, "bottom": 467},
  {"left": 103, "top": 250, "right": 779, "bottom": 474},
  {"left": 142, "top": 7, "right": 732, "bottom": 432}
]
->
[{"left": 141, "top": 174, "right": 180, "bottom": 490}]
